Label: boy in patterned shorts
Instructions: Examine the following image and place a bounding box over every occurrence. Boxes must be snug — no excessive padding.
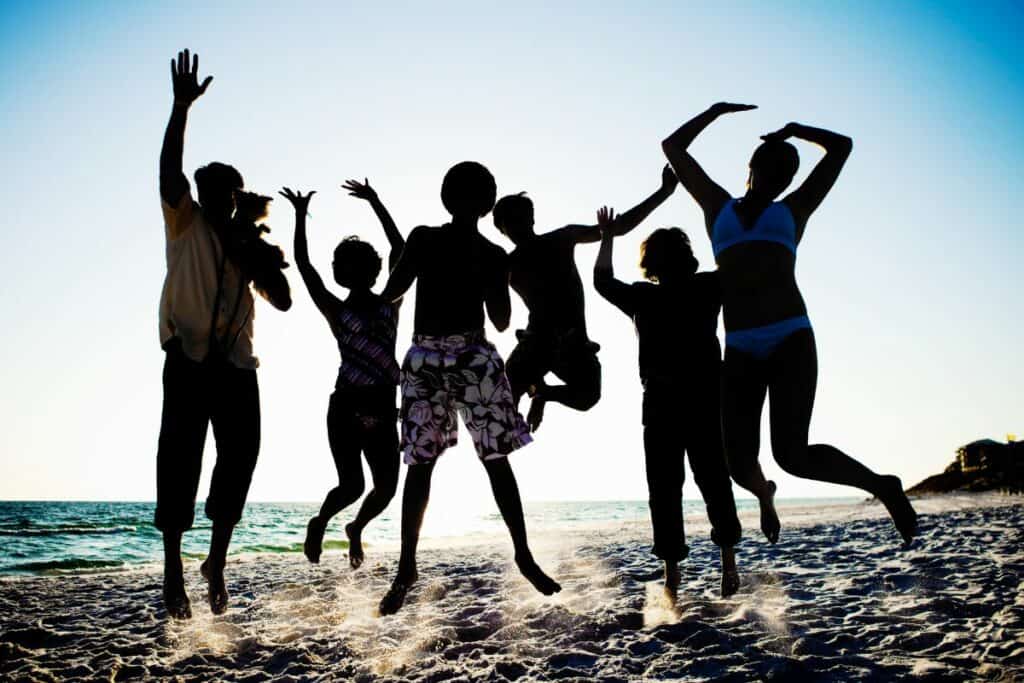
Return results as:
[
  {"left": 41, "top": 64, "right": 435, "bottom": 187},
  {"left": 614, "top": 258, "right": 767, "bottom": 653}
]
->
[{"left": 376, "top": 161, "right": 561, "bottom": 615}]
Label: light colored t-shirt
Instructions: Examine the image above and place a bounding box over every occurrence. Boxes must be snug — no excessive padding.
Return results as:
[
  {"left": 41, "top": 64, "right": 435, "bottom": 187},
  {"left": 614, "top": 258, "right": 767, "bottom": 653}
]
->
[{"left": 158, "top": 193, "right": 257, "bottom": 369}]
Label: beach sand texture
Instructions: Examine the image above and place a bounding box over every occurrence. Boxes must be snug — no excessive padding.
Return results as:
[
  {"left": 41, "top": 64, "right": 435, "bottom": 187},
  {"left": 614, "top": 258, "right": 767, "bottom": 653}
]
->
[{"left": 1, "top": 495, "right": 1022, "bottom": 681}]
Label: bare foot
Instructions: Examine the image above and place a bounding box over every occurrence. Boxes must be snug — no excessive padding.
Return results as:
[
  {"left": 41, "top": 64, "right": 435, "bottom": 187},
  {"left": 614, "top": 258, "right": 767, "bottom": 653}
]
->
[
  {"left": 304, "top": 516, "right": 326, "bottom": 564},
  {"left": 526, "top": 397, "right": 546, "bottom": 433},
  {"left": 759, "top": 480, "right": 780, "bottom": 543},
  {"left": 345, "top": 522, "right": 364, "bottom": 569},
  {"left": 379, "top": 570, "right": 418, "bottom": 616},
  {"left": 878, "top": 475, "right": 918, "bottom": 547},
  {"left": 162, "top": 575, "right": 192, "bottom": 620},
  {"left": 200, "top": 560, "right": 228, "bottom": 615},
  {"left": 515, "top": 555, "right": 561, "bottom": 596},
  {"left": 720, "top": 546, "right": 740, "bottom": 597}
]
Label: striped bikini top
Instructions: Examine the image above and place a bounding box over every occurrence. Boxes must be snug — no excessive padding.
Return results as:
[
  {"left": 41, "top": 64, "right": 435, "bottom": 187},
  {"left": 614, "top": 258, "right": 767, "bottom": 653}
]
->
[{"left": 711, "top": 199, "right": 797, "bottom": 258}]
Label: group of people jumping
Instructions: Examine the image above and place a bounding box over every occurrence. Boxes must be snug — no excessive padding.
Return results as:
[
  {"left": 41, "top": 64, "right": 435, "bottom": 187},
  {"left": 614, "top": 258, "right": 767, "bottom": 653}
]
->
[{"left": 154, "top": 50, "right": 918, "bottom": 620}]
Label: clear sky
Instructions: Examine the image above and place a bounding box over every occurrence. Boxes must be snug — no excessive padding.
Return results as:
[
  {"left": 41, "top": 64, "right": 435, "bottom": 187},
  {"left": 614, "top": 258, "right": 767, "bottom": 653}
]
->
[{"left": 0, "top": 1, "right": 1021, "bottom": 509}]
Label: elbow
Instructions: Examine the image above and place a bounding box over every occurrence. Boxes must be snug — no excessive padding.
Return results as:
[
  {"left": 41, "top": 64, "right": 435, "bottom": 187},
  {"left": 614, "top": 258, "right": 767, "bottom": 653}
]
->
[
  {"left": 492, "top": 311, "right": 511, "bottom": 332},
  {"left": 837, "top": 135, "right": 853, "bottom": 157}
]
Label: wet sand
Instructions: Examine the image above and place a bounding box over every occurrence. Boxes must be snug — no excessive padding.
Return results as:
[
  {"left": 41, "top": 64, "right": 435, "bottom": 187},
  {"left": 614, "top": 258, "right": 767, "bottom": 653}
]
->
[{"left": 1, "top": 494, "right": 1022, "bottom": 681}]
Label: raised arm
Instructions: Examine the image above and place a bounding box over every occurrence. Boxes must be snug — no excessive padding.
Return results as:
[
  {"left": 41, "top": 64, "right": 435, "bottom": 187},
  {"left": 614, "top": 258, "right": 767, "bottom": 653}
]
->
[
  {"left": 559, "top": 165, "right": 679, "bottom": 244},
  {"left": 592, "top": 207, "right": 638, "bottom": 316},
  {"left": 159, "top": 50, "right": 212, "bottom": 207},
  {"left": 342, "top": 178, "right": 405, "bottom": 271},
  {"left": 279, "top": 188, "right": 339, "bottom": 315},
  {"left": 769, "top": 122, "right": 853, "bottom": 236},
  {"left": 661, "top": 103, "right": 756, "bottom": 232}
]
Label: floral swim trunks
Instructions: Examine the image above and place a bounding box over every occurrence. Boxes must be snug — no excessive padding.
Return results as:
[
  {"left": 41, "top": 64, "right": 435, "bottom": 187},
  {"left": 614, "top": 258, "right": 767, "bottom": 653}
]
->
[{"left": 399, "top": 330, "right": 533, "bottom": 465}]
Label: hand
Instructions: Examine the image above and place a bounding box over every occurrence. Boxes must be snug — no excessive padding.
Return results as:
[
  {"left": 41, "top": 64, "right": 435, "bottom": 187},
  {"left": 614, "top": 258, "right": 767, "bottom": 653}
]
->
[
  {"left": 170, "top": 49, "right": 213, "bottom": 106},
  {"left": 278, "top": 187, "right": 316, "bottom": 214},
  {"left": 660, "top": 164, "right": 678, "bottom": 193},
  {"left": 342, "top": 178, "right": 378, "bottom": 202},
  {"left": 761, "top": 123, "right": 799, "bottom": 142},
  {"left": 709, "top": 102, "right": 757, "bottom": 116},
  {"left": 597, "top": 206, "right": 617, "bottom": 238}
]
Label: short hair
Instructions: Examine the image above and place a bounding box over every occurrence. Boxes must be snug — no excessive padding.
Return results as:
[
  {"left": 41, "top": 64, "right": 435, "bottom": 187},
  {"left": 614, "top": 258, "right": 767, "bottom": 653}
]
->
[
  {"left": 441, "top": 161, "right": 497, "bottom": 218},
  {"left": 493, "top": 192, "right": 533, "bottom": 232},
  {"left": 194, "top": 162, "right": 244, "bottom": 196},
  {"left": 749, "top": 140, "right": 799, "bottom": 182},
  {"left": 640, "top": 228, "right": 698, "bottom": 282},
  {"left": 333, "top": 237, "right": 382, "bottom": 288}
]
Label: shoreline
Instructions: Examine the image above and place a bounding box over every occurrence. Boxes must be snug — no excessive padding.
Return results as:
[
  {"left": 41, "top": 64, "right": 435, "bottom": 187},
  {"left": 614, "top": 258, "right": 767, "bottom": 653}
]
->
[{"left": 2, "top": 494, "right": 1023, "bottom": 680}]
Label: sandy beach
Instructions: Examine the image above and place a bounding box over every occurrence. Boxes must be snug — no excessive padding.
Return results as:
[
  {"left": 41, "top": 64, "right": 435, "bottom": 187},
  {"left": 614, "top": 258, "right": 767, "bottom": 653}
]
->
[{"left": 1, "top": 494, "right": 1022, "bottom": 681}]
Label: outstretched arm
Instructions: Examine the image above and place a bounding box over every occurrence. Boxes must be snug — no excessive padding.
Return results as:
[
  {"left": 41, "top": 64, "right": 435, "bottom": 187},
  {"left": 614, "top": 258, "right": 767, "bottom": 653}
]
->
[
  {"left": 661, "top": 103, "right": 756, "bottom": 233},
  {"left": 769, "top": 123, "right": 853, "bottom": 236},
  {"left": 159, "top": 49, "right": 212, "bottom": 208},
  {"left": 280, "top": 188, "right": 339, "bottom": 315},
  {"left": 592, "top": 207, "right": 638, "bottom": 316},
  {"left": 560, "top": 165, "right": 679, "bottom": 244},
  {"left": 342, "top": 178, "right": 405, "bottom": 271}
]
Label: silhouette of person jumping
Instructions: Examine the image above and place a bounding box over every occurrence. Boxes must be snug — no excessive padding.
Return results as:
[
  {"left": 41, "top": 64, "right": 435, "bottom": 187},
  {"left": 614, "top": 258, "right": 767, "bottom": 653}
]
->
[
  {"left": 376, "top": 161, "right": 561, "bottom": 615},
  {"left": 155, "top": 50, "right": 292, "bottom": 619},
  {"left": 493, "top": 166, "right": 678, "bottom": 430},
  {"left": 593, "top": 208, "right": 742, "bottom": 599},
  {"left": 662, "top": 103, "right": 917, "bottom": 546},
  {"left": 279, "top": 178, "right": 404, "bottom": 571}
]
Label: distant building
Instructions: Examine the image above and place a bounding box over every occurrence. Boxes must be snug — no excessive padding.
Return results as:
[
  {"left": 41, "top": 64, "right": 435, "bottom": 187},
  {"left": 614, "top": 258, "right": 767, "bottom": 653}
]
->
[{"left": 957, "top": 439, "right": 1024, "bottom": 473}]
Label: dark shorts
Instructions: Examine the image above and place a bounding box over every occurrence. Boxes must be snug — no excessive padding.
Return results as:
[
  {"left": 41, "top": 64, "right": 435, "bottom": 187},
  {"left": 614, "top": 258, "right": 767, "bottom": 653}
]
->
[
  {"left": 399, "top": 331, "right": 532, "bottom": 465},
  {"left": 505, "top": 328, "right": 601, "bottom": 398}
]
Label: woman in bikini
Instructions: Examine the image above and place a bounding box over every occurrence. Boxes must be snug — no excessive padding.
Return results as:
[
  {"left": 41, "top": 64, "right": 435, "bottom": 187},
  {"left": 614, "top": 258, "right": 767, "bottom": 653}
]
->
[{"left": 661, "top": 103, "right": 917, "bottom": 546}]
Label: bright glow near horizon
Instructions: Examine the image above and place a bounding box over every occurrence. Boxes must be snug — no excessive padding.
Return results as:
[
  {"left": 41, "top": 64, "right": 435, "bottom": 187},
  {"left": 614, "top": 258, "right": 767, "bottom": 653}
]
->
[{"left": 0, "top": 1, "right": 1021, "bottom": 512}]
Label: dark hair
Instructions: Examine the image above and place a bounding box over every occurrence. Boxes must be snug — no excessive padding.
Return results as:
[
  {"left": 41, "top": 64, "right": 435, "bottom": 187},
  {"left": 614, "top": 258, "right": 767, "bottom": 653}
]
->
[
  {"left": 333, "top": 237, "right": 382, "bottom": 289},
  {"left": 493, "top": 192, "right": 532, "bottom": 232},
  {"left": 194, "top": 162, "right": 244, "bottom": 196},
  {"left": 640, "top": 228, "right": 698, "bottom": 282},
  {"left": 749, "top": 140, "right": 799, "bottom": 183},
  {"left": 441, "top": 161, "right": 497, "bottom": 218}
]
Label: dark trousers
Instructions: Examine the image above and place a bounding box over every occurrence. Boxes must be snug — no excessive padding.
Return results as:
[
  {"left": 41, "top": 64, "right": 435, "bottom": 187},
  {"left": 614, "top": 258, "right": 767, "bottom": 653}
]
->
[
  {"left": 643, "top": 379, "right": 742, "bottom": 562},
  {"left": 154, "top": 340, "right": 260, "bottom": 533}
]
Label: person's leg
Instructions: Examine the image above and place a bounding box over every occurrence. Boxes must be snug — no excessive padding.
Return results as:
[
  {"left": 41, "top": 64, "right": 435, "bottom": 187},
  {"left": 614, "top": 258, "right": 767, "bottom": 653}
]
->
[
  {"left": 346, "top": 418, "right": 400, "bottom": 569},
  {"left": 643, "top": 421, "right": 686, "bottom": 599},
  {"left": 541, "top": 347, "right": 602, "bottom": 411},
  {"left": 482, "top": 457, "right": 561, "bottom": 595},
  {"left": 767, "top": 329, "right": 917, "bottom": 544},
  {"left": 379, "top": 461, "right": 435, "bottom": 616},
  {"left": 505, "top": 337, "right": 550, "bottom": 431},
  {"left": 306, "top": 393, "right": 365, "bottom": 563},
  {"left": 685, "top": 381, "right": 742, "bottom": 596},
  {"left": 203, "top": 364, "right": 260, "bottom": 614},
  {"left": 155, "top": 342, "right": 210, "bottom": 619},
  {"left": 721, "top": 347, "right": 779, "bottom": 542}
]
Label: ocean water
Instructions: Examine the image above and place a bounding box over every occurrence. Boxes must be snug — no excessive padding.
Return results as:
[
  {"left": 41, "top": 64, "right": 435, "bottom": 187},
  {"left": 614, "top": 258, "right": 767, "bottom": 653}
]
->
[{"left": 0, "top": 499, "right": 855, "bottom": 576}]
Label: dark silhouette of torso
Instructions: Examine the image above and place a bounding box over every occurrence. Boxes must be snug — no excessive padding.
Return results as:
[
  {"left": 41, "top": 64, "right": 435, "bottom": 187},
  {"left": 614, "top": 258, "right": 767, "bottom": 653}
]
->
[
  {"left": 413, "top": 224, "right": 508, "bottom": 335},
  {"left": 509, "top": 232, "right": 587, "bottom": 337}
]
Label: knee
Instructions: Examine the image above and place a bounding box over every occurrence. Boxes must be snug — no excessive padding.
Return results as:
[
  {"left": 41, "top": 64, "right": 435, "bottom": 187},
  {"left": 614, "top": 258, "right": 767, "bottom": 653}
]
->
[
  {"left": 577, "top": 387, "right": 600, "bottom": 411},
  {"left": 338, "top": 473, "right": 366, "bottom": 499},
  {"left": 774, "top": 448, "right": 811, "bottom": 478},
  {"left": 373, "top": 473, "right": 399, "bottom": 501}
]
